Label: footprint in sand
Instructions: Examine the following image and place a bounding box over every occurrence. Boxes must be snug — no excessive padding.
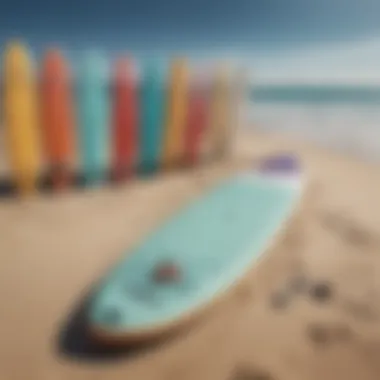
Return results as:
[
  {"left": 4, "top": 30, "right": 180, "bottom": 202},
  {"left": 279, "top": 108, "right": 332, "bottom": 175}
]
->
[
  {"left": 307, "top": 322, "right": 353, "bottom": 347},
  {"left": 230, "top": 365, "right": 275, "bottom": 380},
  {"left": 269, "top": 276, "right": 303, "bottom": 310},
  {"left": 319, "top": 211, "right": 345, "bottom": 232},
  {"left": 270, "top": 289, "right": 291, "bottom": 310},
  {"left": 342, "top": 224, "right": 374, "bottom": 248},
  {"left": 341, "top": 299, "right": 379, "bottom": 323},
  {"left": 319, "top": 211, "right": 377, "bottom": 249},
  {"left": 308, "top": 281, "right": 334, "bottom": 303},
  {"left": 288, "top": 274, "right": 310, "bottom": 294},
  {"left": 269, "top": 275, "right": 333, "bottom": 310}
]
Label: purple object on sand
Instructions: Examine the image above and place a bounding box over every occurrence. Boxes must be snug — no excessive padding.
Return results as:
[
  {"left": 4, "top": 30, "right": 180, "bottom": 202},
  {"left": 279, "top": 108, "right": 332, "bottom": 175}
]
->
[{"left": 259, "top": 153, "right": 300, "bottom": 174}]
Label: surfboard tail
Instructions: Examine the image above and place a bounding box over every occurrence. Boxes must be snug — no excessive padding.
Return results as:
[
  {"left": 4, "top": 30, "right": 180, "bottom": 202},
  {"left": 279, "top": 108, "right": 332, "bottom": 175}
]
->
[{"left": 258, "top": 154, "right": 300, "bottom": 173}]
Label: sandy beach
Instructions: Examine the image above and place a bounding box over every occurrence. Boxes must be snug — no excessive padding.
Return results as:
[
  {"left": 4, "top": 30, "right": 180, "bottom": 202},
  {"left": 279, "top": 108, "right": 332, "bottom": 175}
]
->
[{"left": 0, "top": 129, "right": 380, "bottom": 380}]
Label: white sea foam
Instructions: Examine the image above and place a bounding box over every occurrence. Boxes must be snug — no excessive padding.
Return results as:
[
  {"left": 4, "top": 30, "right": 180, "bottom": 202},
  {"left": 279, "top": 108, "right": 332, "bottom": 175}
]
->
[{"left": 246, "top": 102, "right": 380, "bottom": 163}]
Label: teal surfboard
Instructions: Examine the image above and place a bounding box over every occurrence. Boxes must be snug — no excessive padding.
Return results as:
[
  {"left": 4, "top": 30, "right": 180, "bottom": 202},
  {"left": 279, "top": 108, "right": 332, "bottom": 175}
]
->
[
  {"left": 76, "top": 52, "right": 110, "bottom": 185},
  {"left": 139, "top": 62, "right": 165, "bottom": 173},
  {"left": 88, "top": 154, "right": 304, "bottom": 343}
]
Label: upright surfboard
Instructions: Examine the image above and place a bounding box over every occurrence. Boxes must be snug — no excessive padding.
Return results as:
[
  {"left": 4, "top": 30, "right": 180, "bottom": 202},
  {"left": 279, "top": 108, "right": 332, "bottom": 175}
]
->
[
  {"left": 112, "top": 58, "right": 138, "bottom": 181},
  {"left": 76, "top": 51, "right": 110, "bottom": 186},
  {"left": 225, "top": 66, "right": 250, "bottom": 159},
  {"left": 162, "top": 58, "right": 189, "bottom": 169},
  {"left": 41, "top": 49, "right": 75, "bottom": 190},
  {"left": 184, "top": 70, "right": 209, "bottom": 166},
  {"left": 206, "top": 65, "right": 231, "bottom": 160},
  {"left": 232, "top": 66, "right": 250, "bottom": 131},
  {"left": 88, "top": 154, "right": 305, "bottom": 344},
  {"left": 139, "top": 61, "right": 165, "bottom": 173},
  {"left": 3, "top": 42, "right": 41, "bottom": 195}
]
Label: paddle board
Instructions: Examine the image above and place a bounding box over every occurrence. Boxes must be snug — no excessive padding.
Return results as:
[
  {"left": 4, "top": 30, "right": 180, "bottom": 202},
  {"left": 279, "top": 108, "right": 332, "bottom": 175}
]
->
[
  {"left": 112, "top": 58, "right": 138, "bottom": 181},
  {"left": 162, "top": 58, "right": 189, "bottom": 169},
  {"left": 88, "top": 153, "right": 305, "bottom": 344},
  {"left": 76, "top": 51, "right": 110, "bottom": 186},
  {"left": 3, "top": 42, "right": 41, "bottom": 195},
  {"left": 41, "top": 48, "right": 75, "bottom": 190},
  {"left": 139, "top": 61, "right": 165, "bottom": 173}
]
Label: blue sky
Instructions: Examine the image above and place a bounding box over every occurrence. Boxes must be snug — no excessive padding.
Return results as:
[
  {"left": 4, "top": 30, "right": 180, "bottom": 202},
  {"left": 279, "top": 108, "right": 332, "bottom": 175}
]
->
[{"left": 1, "top": 0, "right": 379, "bottom": 83}]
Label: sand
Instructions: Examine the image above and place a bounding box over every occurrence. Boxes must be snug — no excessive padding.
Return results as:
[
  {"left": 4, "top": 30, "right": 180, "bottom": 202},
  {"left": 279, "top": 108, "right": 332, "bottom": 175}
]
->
[{"left": 1, "top": 130, "right": 380, "bottom": 380}]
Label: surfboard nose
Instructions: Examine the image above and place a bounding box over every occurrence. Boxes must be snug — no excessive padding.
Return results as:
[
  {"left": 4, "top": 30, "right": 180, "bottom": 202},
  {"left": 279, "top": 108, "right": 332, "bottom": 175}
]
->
[{"left": 258, "top": 153, "right": 300, "bottom": 174}]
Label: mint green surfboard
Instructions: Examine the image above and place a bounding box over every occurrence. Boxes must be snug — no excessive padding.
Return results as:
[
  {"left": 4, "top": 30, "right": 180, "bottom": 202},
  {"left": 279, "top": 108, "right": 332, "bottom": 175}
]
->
[{"left": 88, "top": 154, "right": 304, "bottom": 343}]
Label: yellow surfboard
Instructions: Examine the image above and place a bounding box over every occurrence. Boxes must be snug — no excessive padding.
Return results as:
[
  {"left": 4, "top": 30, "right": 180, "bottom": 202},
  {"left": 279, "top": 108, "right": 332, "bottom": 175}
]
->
[
  {"left": 3, "top": 42, "right": 41, "bottom": 195},
  {"left": 162, "top": 58, "right": 189, "bottom": 168},
  {"left": 205, "top": 65, "right": 231, "bottom": 160}
]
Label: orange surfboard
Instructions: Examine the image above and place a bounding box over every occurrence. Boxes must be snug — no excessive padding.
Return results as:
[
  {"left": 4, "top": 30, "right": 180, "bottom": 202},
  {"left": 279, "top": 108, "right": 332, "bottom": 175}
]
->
[
  {"left": 162, "top": 58, "right": 189, "bottom": 168},
  {"left": 41, "top": 49, "right": 75, "bottom": 190},
  {"left": 41, "top": 49, "right": 74, "bottom": 189}
]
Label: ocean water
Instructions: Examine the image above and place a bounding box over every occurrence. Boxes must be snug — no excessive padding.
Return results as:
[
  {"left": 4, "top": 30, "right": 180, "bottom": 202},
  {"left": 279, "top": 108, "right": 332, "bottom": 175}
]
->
[{"left": 248, "top": 85, "right": 380, "bottom": 163}]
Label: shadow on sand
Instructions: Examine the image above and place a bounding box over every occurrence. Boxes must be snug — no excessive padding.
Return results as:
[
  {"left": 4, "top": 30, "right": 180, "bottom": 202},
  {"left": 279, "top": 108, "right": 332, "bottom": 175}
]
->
[{"left": 56, "top": 291, "right": 184, "bottom": 363}]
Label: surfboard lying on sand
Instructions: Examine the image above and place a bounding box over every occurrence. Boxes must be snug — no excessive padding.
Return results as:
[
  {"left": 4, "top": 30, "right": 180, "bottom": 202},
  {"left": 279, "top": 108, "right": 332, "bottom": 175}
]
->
[{"left": 88, "top": 154, "right": 305, "bottom": 344}]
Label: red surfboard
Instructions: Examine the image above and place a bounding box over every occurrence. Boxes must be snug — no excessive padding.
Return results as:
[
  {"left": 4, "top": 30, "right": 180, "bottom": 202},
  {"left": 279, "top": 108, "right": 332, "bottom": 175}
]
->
[
  {"left": 41, "top": 49, "right": 75, "bottom": 190},
  {"left": 112, "top": 58, "right": 138, "bottom": 181},
  {"left": 185, "top": 77, "right": 209, "bottom": 166}
]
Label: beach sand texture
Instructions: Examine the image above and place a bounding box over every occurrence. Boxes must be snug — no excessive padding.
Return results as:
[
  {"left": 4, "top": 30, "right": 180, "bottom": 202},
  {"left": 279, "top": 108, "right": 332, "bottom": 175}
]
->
[{"left": 0, "top": 130, "right": 380, "bottom": 380}]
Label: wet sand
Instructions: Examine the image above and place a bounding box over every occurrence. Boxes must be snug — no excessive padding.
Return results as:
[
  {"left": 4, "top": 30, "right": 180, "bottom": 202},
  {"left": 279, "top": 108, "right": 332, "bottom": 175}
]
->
[{"left": 1, "top": 130, "right": 380, "bottom": 380}]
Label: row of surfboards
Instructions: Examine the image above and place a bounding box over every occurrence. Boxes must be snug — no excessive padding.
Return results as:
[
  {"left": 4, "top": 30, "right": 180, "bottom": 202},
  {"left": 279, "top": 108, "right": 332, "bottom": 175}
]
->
[{"left": 1, "top": 41, "right": 248, "bottom": 196}]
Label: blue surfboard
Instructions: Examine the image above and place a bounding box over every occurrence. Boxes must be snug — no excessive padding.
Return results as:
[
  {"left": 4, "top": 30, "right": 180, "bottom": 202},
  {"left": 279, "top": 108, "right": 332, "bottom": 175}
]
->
[
  {"left": 139, "top": 62, "right": 165, "bottom": 173},
  {"left": 88, "top": 154, "right": 304, "bottom": 343},
  {"left": 76, "top": 51, "right": 110, "bottom": 185}
]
